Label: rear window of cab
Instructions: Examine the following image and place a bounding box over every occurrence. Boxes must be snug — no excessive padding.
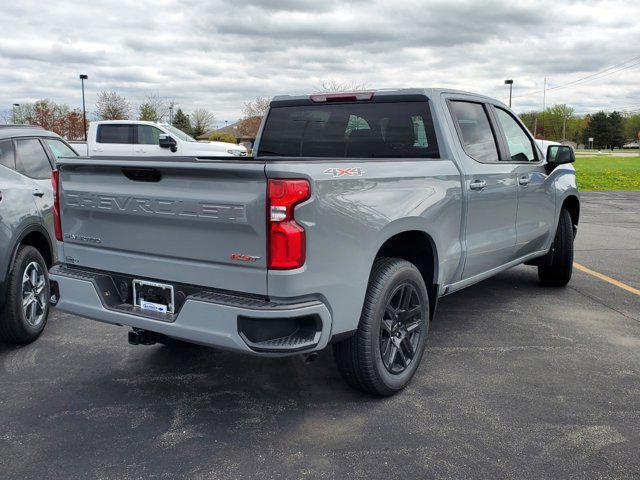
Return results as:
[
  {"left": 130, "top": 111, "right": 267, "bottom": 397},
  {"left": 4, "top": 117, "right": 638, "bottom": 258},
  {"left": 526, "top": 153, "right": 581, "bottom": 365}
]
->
[{"left": 258, "top": 101, "right": 439, "bottom": 158}]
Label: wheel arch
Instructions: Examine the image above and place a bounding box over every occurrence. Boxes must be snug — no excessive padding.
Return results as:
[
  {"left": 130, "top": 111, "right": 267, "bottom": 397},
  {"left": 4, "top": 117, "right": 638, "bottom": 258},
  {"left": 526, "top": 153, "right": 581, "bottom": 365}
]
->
[
  {"left": 373, "top": 229, "right": 439, "bottom": 319},
  {"left": 1, "top": 224, "right": 52, "bottom": 309},
  {"left": 561, "top": 195, "right": 580, "bottom": 236},
  {"left": 9, "top": 224, "right": 54, "bottom": 271}
]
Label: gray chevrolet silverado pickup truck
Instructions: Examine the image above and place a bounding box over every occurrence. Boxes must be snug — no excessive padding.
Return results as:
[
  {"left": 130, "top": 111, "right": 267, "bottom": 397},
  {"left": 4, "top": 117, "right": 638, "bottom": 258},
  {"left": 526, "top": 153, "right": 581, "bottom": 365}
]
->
[{"left": 50, "top": 89, "right": 579, "bottom": 395}]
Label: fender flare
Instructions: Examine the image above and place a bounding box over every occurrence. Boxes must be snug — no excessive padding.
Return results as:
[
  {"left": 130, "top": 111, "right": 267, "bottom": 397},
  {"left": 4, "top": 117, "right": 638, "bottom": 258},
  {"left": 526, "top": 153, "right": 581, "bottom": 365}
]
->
[{"left": 6, "top": 222, "right": 53, "bottom": 279}]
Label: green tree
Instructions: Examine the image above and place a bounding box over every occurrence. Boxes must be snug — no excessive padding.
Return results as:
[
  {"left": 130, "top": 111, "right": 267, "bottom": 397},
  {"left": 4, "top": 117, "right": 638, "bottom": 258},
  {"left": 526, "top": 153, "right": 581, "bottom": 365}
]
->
[
  {"left": 208, "top": 131, "right": 237, "bottom": 143},
  {"left": 138, "top": 103, "right": 158, "bottom": 122},
  {"left": 608, "top": 111, "right": 625, "bottom": 148},
  {"left": 623, "top": 113, "right": 640, "bottom": 142},
  {"left": 584, "top": 112, "right": 609, "bottom": 148},
  {"left": 518, "top": 111, "right": 539, "bottom": 134},
  {"left": 543, "top": 104, "right": 575, "bottom": 141},
  {"left": 172, "top": 108, "right": 191, "bottom": 134}
]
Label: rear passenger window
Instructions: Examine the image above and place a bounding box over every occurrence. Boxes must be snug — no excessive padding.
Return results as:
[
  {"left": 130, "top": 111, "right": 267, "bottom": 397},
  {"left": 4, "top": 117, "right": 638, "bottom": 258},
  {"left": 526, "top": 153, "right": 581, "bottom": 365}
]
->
[
  {"left": 15, "top": 139, "right": 52, "bottom": 179},
  {"left": 495, "top": 108, "right": 536, "bottom": 162},
  {"left": 450, "top": 101, "right": 499, "bottom": 163},
  {"left": 0, "top": 140, "right": 15, "bottom": 170},
  {"left": 97, "top": 124, "right": 133, "bottom": 144},
  {"left": 136, "top": 125, "right": 163, "bottom": 145},
  {"left": 45, "top": 138, "right": 78, "bottom": 159}
]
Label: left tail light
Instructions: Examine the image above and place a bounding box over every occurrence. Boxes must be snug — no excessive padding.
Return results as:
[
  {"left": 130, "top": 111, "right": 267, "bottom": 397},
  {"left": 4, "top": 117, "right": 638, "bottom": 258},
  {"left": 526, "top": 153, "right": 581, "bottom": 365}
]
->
[
  {"left": 268, "top": 179, "right": 310, "bottom": 270},
  {"left": 52, "top": 169, "right": 62, "bottom": 241}
]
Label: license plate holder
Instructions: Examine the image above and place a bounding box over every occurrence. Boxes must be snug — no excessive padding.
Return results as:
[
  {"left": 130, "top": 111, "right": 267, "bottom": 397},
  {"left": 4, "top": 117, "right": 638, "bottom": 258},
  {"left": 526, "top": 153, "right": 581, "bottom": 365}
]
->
[{"left": 133, "top": 279, "right": 175, "bottom": 314}]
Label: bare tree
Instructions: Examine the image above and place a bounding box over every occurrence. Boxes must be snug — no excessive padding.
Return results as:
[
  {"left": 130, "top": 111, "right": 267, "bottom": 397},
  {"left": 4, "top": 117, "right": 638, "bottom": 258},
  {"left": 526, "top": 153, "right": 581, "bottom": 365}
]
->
[
  {"left": 190, "top": 108, "right": 216, "bottom": 138},
  {"left": 95, "top": 91, "right": 131, "bottom": 120},
  {"left": 242, "top": 97, "right": 271, "bottom": 119},
  {"left": 315, "top": 79, "right": 368, "bottom": 92}
]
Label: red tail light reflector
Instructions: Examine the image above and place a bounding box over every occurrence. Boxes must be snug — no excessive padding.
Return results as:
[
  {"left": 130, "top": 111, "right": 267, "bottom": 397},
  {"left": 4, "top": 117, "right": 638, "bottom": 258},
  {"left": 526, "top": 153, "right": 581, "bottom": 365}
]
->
[
  {"left": 52, "top": 169, "right": 62, "bottom": 241},
  {"left": 268, "top": 179, "right": 310, "bottom": 269}
]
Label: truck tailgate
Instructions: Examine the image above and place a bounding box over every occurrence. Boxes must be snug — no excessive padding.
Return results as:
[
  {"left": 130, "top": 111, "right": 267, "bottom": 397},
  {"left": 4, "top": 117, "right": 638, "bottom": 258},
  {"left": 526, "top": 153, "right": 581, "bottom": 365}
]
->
[{"left": 57, "top": 158, "right": 268, "bottom": 295}]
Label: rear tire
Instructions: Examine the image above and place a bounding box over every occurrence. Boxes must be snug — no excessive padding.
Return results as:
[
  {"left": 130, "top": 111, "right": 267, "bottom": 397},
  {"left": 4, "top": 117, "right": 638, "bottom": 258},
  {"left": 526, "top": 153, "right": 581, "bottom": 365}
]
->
[
  {"left": 538, "top": 208, "right": 574, "bottom": 287},
  {"left": 333, "top": 257, "right": 429, "bottom": 396},
  {"left": 0, "top": 246, "right": 50, "bottom": 344}
]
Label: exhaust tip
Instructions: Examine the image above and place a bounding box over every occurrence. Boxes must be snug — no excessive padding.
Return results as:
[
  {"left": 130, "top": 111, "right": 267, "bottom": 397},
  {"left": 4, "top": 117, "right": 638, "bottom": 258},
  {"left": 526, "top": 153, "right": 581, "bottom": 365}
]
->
[
  {"left": 302, "top": 352, "right": 319, "bottom": 364},
  {"left": 128, "top": 329, "right": 158, "bottom": 346}
]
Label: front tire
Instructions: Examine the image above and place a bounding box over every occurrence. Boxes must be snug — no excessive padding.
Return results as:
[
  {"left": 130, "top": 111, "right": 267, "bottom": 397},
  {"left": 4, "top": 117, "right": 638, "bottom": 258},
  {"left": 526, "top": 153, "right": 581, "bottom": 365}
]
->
[
  {"left": 333, "top": 257, "right": 429, "bottom": 396},
  {"left": 538, "top": 208, "right": 574, "bottom": 287},
  {"left": 0, "top": 246, "right": 50, "bottom": 344}
]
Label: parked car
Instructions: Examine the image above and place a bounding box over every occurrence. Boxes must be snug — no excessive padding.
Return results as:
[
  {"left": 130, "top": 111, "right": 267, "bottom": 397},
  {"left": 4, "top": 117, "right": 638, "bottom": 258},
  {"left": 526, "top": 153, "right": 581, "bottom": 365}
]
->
[
  {"left": 0, "top": 125, "right": 78, "bottom": 343},
  {"left": 70, "top": 121, "right": 247, "bottom": 157},
  {"left": 622, "top": 141, "right": 640, "bottom": 149},
  {"left": 49, "top": 89, "right": 579, "bottom": 395}
]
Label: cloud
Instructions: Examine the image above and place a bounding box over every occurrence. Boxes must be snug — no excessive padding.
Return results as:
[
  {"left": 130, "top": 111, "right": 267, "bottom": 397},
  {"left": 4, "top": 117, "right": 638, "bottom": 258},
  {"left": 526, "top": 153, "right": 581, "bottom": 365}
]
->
[{"left": 1, "top": 0, "right": 639, "bottom": 123}]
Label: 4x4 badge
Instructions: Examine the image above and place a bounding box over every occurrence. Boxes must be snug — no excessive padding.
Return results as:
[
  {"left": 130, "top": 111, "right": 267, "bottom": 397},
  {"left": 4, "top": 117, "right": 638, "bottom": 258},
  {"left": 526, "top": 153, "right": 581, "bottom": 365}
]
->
[{"left": 323, "top": 167, "right": 365, "bottom": 178}]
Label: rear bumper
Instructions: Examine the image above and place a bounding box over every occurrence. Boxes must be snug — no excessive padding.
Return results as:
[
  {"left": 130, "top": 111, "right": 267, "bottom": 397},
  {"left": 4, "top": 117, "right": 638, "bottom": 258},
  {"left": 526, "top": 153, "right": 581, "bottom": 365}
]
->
[{"left": 50, "top": 265, "right": 332, "bottom": 356}]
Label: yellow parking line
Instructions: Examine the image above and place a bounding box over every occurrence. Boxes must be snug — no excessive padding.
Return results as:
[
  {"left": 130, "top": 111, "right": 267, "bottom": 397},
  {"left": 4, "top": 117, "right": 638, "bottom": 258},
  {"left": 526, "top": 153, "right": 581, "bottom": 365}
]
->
[{"left": 574, "top": 262, "right": 640, "bottom": 296}]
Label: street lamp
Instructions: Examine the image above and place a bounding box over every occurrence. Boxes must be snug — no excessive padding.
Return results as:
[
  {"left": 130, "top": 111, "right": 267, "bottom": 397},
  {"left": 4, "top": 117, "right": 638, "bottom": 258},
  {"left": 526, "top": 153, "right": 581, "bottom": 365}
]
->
[
  {"left": 79, "top": 74, "right": 88, "bottom": 141},
  {"left": 12, "top": 103, "right": 19, "bottom": 124},
  {"left": 504, "top": 79, "right": 514, "bottom": 108}
]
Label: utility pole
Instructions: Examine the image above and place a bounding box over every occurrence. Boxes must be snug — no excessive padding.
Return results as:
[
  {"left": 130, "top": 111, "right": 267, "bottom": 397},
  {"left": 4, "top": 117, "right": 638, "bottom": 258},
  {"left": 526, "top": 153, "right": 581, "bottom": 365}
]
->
[
  {"left": 504, "top": 79, "right": 513, "bottom": 108},
  {"left": 562, "top": 116, "right": 567, "bottom": 141},
  {"left": 533, "top": 117, "right": 538, "bottom": 137},
  {"left": 79, "top": 74, "right": 88, "bottom": 141}
]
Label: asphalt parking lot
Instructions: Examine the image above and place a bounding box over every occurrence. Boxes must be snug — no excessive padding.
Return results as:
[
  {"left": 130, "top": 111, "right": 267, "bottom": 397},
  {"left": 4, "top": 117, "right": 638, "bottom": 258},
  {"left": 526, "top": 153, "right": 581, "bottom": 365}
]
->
[{"left": 1, "top": 191, "right": 639, "bottom": 480}]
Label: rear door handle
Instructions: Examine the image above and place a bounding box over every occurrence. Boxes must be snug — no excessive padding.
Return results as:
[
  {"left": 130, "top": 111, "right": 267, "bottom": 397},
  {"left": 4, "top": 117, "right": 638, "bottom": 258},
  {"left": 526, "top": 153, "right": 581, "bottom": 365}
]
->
[
  {"left": 32, "top": 187, "right": 45, "bottom": 197},
  {"left": 518, "top": 175, "right": 531, "bottom": 186},
  {"left": 469, "top": 180, "right": 486, "bottom": 191}
]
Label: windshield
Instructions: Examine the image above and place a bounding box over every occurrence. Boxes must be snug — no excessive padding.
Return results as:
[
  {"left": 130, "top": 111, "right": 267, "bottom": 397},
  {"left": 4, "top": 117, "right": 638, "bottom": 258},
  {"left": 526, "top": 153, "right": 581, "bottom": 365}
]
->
[
  {"left": 258, "top": 101, "right": 439, "bottom": 158},
  {"left": 163, "top": 124, "right": 197, "bottom": 142}
]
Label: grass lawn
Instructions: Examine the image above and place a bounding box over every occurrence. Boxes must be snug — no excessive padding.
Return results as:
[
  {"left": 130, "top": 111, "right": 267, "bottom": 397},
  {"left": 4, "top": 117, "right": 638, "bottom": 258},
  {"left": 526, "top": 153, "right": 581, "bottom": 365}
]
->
[{"left": 574, "top": 156, "right": 640, "bottom": 190}]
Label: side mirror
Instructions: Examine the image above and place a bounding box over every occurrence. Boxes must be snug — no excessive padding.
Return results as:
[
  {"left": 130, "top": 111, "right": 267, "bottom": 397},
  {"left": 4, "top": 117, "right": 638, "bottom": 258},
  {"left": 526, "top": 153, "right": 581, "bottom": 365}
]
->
[
  {"left": 546, "top": 145, "right": 575, "bottom": 167},
  {"left": 159, "top": 134, "right": 177, "bottom": 152}
]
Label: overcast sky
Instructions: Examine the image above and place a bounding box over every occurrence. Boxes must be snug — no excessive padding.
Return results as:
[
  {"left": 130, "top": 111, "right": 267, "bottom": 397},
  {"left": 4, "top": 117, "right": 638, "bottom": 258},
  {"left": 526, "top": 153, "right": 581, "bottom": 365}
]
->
[{"left": 1, "top": 0, "right": 639, "bottom": 124}]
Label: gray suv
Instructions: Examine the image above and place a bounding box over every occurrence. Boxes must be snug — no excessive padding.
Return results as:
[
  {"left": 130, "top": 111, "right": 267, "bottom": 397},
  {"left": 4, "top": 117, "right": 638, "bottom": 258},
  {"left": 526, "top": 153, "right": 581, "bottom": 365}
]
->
[{"left": 0, "top": 125, "right": 77, "bottom": 343}]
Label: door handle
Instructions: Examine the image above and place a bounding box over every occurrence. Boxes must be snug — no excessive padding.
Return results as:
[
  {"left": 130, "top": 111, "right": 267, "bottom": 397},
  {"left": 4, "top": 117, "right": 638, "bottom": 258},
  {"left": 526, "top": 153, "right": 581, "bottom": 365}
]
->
[
  {"left": 518, "top": 175, "right": 531, "bottom": 186},
  {"left": 469, "top": 179, "right": 486, "bottom": 191},
  {"left": 32, "top": 187, "right": 45, "bottom": 197}
]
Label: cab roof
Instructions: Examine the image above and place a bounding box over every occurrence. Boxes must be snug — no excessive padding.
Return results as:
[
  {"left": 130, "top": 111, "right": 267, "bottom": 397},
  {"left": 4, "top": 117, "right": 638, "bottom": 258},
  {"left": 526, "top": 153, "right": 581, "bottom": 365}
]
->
[
  {"left": 271, "top": 88, "right": 506, "bottom": 108},
  {"left": 0, "top": 124, "right": 62, "bottom": 140}
]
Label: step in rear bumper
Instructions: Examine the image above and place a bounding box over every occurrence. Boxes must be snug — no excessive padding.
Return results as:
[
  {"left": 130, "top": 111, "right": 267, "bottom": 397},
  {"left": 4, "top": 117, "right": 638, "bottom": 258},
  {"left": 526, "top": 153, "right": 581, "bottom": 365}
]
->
[{"left": 50, "top": 265, "right": 332, "bottom": 355}]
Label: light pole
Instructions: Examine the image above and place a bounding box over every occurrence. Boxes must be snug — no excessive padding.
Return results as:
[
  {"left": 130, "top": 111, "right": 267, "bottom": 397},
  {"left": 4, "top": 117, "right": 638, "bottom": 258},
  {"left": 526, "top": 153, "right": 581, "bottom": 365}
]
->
[
  {"left": 12, "top": 103, "right": 19, "bottom": 124},
  {"left": 504, "top": 79, "right": 513, "bottom": 108},
  {"left": 169, "top": 105, "right": 174, "bottom": 124},
  {"left": 79, "top": 74, "right": 88, "bottom": 141}
]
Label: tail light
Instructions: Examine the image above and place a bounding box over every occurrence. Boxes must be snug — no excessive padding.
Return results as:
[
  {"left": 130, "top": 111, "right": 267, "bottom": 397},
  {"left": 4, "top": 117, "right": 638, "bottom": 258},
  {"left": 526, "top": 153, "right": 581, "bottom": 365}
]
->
[
  {"left": 52, "top": 170, "right": 62, "bottom": 241},
  {"left": 268, "top": 179, "right": 310, "bottom": 269}
]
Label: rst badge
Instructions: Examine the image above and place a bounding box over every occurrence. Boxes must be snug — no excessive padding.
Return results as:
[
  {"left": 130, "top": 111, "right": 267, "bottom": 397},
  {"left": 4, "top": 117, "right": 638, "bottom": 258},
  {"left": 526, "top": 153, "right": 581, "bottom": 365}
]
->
[
  {"left": 230, "top": 253, "right": 261, "bottom": 262},
  {"left": 323, "top": 167, "right": 365, "bottom": 178}
]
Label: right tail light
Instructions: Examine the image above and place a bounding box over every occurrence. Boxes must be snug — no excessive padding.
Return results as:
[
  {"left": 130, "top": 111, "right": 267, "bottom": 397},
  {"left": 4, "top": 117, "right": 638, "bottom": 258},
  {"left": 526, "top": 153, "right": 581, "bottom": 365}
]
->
[
  {"left": 267, "top": 179, "right": 310, "bottom": 270},
  {"left": 52, "top": 169, "right": 62, "bottom": 241}
]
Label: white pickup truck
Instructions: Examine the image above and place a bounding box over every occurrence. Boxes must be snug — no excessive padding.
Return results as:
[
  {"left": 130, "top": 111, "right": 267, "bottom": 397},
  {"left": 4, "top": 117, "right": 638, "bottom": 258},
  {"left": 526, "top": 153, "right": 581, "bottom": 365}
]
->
[{"left": 69, "top": 121, "right": 247, "bottom": 157}]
